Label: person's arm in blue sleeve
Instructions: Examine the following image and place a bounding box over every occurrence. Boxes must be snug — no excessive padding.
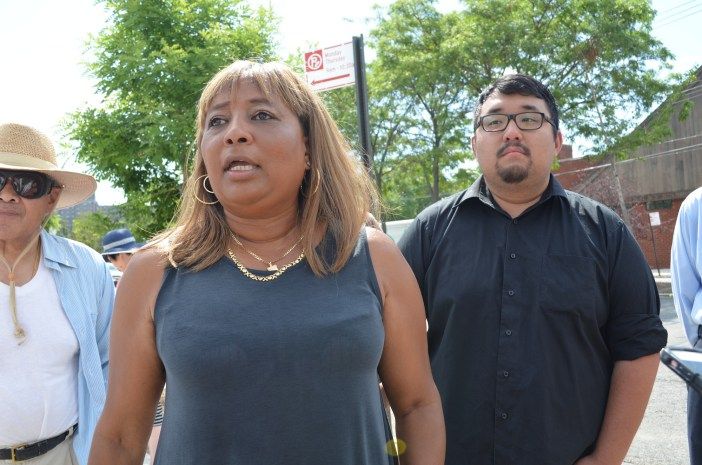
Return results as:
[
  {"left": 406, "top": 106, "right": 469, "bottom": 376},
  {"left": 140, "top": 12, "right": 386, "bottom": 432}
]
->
[
  {"left": 95, "top": 260, "right": 116, "bottom": 384},
  {"left": 671, "top": 199, "right": 702, "bottom": 346}
]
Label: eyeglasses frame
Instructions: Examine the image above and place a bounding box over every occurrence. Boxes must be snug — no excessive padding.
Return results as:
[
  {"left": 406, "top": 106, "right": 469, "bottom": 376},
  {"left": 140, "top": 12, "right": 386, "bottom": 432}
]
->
[{"left": 475, "top": 111, "right": 557, "bottom": 133}]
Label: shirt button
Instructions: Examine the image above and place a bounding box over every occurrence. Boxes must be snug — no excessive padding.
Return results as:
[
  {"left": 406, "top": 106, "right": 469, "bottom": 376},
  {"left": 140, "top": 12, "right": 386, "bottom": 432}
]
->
[
  {"left": 503, "top": 370, "right": 509, "bottom": 378},
  {"left": 505, "top": 329, "right": 512, "bottom": 336},
  {"left": 508, "top": 290, "right": 515, "bottom": 296},
  {"left": 510, "top": 253, "right": 516, "bottom": 259},
  {"left": 501, "top": 412, "right": 509, "bottom": 420},
  {"left": 512, "top": 219, "right": 518, "bottom": 224}
]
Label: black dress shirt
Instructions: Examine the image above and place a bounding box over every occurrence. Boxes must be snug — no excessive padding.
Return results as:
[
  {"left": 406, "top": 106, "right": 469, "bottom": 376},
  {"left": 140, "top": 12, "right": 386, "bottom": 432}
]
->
[{"left": 398, "top": 175, "right": 668, "bottom": 465}]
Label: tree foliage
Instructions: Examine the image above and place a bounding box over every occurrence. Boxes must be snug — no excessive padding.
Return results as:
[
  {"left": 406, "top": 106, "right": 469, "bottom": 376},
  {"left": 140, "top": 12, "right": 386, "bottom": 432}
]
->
[
  {"left": 68, "top": 0, "right": 678, "bottom": 227},
  {"left": 71, "top": 212, "right": 120, "bottom": 252},
  {"left": 44, "top": 214, "right": 64, "bottom": 236},
  {"left": 607, "top": 68, "right": 697, "bottom": 159},
  {"left": 371, "top": 0, "right": 470, "bottom": 204},
  {"left": 357, "top": 0, "right": 675, "bottom": 219},
  {"left": 451, "top": 0, "right": 675, "bottom": 153},
  {"left": 67, "top": 0, "right": 278, "bottom": 235}
]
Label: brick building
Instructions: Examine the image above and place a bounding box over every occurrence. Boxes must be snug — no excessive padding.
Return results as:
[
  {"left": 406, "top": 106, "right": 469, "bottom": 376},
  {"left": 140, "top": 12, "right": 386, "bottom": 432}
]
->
[
  {"left": 553, "top": 66, "right": 702, "bottom": 268},
  {"left": 57, "top": 193, "right": 120, "bottom": 235}
]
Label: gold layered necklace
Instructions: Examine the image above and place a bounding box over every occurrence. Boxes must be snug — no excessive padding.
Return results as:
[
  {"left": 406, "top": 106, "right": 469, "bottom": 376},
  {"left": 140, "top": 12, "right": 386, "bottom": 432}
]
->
[
  {"left": 227, "top": 247, "right": 305, "bottom": 282},
  {"left": 231, "top": 233, "right": 304, "bottom": 272}
]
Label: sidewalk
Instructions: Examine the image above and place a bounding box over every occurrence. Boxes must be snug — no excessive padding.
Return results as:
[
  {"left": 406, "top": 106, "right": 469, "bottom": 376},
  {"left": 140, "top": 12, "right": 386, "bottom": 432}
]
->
[
  {"left": 625, "top": 294, "right": 689, "bottom": 465},
  {"left": 653, "top": 268, "right": 672, "bottom": 295}
]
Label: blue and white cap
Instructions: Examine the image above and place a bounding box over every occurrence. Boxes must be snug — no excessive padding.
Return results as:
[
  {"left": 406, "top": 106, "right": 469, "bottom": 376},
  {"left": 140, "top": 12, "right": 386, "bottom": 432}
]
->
[{"left": 101, "top": 228, "right": 144, "bottom": 255}]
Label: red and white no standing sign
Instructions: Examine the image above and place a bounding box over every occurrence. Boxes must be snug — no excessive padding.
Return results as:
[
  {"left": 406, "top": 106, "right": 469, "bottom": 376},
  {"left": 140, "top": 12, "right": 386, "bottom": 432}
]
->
[{"left": 303, "top": 42, "right": 355, "bottom": 92}]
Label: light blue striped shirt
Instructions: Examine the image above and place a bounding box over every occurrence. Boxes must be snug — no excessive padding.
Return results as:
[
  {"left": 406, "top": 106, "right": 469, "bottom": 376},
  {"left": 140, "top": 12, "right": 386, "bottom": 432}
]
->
[
  {"left": 40, "top": 230, "right": 115, "bottom": 465},
  {"left": 671, "top": 187, "right": 702, "bottom": 346}
]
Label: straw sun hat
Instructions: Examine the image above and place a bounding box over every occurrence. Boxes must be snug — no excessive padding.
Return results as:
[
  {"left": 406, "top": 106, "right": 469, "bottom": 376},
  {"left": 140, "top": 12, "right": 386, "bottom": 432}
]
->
[{"left": 0, "top": 122, "right": 97, "bottom": 209}]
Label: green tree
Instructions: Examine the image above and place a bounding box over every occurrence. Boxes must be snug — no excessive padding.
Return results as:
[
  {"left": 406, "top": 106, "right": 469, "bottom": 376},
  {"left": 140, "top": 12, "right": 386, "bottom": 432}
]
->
[
  {"left": 371, "top": 0, "right": 469, "bottom": 204},
  {"left": 321, "top": 76, "right": 420, "bottom": 213},
  {"left": 362, "top": 0, "right": 675, "bottom": 219},
  {"left": 321, "top": 86, "right": 359, "bottom": 149},
  {"left": 44, "top": 214, "right": 65, "bottom": 236},
  {"left": 450, "top": 0, "right": 674, "bottom": 153},
  {"left": 71, "top": 212, "right": 120, "bottom": 251},
  {"left": 319, "top": 3, "right": 469, "bottom": 219},
  {"left": 607, "top": 68, "right": 697, "bottom": 159},
  {"left": 67, "top": 0, "right": 278, "bottom": 235}
]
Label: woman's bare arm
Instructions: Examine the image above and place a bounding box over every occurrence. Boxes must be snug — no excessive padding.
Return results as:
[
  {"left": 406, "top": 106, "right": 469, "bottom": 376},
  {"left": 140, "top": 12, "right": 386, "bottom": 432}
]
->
[
  {"left": 88, "top": 250, "right": 167, "bottom": 465},
  {"left": 367, "top": 227, "right": 445, "bottom": 465}
]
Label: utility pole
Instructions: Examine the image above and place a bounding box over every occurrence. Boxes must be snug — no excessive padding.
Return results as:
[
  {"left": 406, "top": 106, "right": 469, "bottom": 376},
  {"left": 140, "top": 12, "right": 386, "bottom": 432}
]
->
[{"left": 588, "top": 73, "right": 632, "bottom": 228}]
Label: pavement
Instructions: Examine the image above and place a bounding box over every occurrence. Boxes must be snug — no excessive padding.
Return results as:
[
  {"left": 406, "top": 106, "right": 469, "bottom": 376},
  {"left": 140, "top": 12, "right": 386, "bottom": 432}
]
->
[{"left": 625, "top": 269, "right": 691, "bottom": 465}]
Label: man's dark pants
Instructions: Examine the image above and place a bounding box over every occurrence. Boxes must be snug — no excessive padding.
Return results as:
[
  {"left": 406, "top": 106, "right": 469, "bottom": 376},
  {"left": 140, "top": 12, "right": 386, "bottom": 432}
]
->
[
  {"left": 691, "top": 336, "right": 702, "bottom": 465},
  {"left": 690, "top": 386, "right": 702, "bottom": 465}
]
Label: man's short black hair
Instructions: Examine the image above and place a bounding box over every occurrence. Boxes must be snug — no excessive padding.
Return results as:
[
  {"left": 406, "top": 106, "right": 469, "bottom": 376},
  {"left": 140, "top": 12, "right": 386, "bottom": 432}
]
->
[
  {"left": 474, "top": 74, "right": 559, "bottom": 136},
  {"left": 104, "top": 252, "right": 133, "bottom": 263}
]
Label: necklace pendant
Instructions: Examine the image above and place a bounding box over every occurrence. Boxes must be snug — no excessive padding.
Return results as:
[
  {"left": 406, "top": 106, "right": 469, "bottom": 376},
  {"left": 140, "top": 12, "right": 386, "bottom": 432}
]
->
[{"left": 267, "top": 263, "right": 279, "bottom": 272}]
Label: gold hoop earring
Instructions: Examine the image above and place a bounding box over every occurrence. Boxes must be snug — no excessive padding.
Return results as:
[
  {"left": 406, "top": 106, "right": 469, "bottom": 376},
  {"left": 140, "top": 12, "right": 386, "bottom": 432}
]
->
[
  {"left": 202, "top": 175, "right": 215, "bottom": 194},
  {"left": 312, "top": 169, "right": 321, "bottom": 194},
  {"left": 301, "top": 169, "right": 321, "bottom": 197},
  {"left": 194, "top": 174, "right": 219, "bottom": 205}
]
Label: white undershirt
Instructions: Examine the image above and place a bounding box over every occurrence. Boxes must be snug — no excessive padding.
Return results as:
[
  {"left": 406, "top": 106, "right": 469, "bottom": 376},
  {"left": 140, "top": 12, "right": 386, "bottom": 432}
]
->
[{"left": 0, "top": 258, "right": 79, "bottom": 446}]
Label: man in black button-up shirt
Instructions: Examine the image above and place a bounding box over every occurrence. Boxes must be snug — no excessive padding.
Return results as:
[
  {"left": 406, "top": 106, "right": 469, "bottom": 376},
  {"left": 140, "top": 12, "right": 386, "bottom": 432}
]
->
[{"left": 398, "top": 74, "right": 667, "bottom": 465}]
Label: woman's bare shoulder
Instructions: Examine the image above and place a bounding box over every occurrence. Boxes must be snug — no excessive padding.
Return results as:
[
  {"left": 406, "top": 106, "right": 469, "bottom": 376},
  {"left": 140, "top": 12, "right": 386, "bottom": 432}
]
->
[
  {"left": 365, "top": 225, "right": 401, "bottom": 259},
  {"left": 117, "top": 247, "right": 170, "bottom": 319},
  {"left": 128, "top": 247, "right": 169, "bottom": 277}
]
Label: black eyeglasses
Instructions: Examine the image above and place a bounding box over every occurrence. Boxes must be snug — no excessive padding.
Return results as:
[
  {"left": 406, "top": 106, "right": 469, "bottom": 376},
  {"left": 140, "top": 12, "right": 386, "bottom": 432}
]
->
[
  {"left": 0, "top": 171, "right": 60, "bottom": 199},
  {"left": 476, "top": 112, "right": 556, "bottom": 132}
]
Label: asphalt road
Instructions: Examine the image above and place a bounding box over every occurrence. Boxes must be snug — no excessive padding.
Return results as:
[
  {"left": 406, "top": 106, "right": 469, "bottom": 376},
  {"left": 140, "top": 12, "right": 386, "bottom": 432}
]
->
[{"left": 625, "top": 295, "right": 691, "bottom": 465}]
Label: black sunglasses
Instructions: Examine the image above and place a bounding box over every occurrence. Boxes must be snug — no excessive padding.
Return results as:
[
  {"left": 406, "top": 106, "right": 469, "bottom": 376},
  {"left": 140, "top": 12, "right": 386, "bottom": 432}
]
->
[{"left": 0, "top": 170, "right": 60, "bottom": 199}]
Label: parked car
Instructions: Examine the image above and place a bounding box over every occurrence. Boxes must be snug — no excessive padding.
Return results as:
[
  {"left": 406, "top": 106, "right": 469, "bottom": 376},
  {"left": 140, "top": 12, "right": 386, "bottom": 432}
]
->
[
  {"left": 384, "top": 219, "right": 413, "bottom": 243},
  {"left": 106, "top": 262, "right": 122, "bottom": 286}
]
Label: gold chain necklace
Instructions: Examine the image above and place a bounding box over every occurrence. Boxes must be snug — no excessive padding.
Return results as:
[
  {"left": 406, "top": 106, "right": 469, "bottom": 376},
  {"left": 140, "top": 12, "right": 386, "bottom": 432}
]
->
[
  {"left": 231, "top": 233, "right": 304, "bottom": 272},
  {"left": 227, "top": 247, "right": 305, "bottom": 282}
]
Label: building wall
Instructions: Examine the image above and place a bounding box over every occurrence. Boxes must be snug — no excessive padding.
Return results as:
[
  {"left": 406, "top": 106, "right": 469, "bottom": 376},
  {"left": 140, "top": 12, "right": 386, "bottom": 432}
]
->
[
  {"left": 627, "top": 199, "right": 680, "bottom": 271},
  {"left": 554, "top": 157, "right": 683, "bottom": 269},
  {"left": 552, "top": 67, "right": 702, "bottom": 269},
  {"left": 57, "top": 194, "right": 100, "bottom": 232},
  {"left": 56, "top": 194, "right": 120, "bottom": 235}
]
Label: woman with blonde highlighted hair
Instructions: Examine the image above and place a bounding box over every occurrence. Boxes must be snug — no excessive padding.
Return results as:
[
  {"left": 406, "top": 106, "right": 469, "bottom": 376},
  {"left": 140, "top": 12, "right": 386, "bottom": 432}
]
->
[{"left": 88, "top": 60, "right": 444, "bottom": 465}]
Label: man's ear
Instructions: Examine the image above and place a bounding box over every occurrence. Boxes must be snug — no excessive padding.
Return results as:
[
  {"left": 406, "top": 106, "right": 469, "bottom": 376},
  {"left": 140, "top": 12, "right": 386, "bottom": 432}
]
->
[
  {"left": 46, "top": 187, "right": 61, "bottom": 209},
  {"left": 554, "top": 130, "right": 563, "bottom": 161}
]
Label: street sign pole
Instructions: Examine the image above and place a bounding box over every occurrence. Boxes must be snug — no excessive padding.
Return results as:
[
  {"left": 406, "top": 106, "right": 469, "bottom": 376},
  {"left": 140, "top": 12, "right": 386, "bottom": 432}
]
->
[
  {"left": 303, "top": 38, "right": 372, "bottom": 170},
  {"left": 649, "top": 212, "right": 661, "bottom": 277},
  {"left": 353, "top": 35, "right": 372, "bottom": 170}
]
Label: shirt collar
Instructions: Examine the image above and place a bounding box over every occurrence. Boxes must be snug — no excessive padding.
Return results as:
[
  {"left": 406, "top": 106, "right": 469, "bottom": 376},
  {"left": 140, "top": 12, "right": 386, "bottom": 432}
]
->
[
  {"left": 41, "top": 229, "right": 76, "bottom": 269},
  {"left": 455, "top": 174, "right": 567, "bottom": 209}
]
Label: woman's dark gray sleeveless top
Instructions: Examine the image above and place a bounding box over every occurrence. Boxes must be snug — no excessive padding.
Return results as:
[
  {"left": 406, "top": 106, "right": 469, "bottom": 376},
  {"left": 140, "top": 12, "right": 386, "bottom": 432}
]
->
[{"left": 153, "top": 230, "right": 389, "bottom": 465}]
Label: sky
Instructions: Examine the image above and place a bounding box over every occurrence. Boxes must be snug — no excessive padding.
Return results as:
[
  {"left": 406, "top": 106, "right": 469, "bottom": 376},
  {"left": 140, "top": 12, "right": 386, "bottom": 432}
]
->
[{"left": 0, "top": 0, "right": 699, "bottom": 205}]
